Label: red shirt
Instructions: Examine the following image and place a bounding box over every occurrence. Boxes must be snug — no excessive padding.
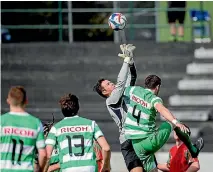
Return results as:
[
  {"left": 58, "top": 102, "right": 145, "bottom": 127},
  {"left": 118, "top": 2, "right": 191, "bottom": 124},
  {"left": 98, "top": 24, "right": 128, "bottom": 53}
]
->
[
  {"left": 94, "top": 141, "right": 103, "bottom": 161},
  {"left": 167, "top": 143, "right": 199, "bottom": 172},
  {"left": 94, "top": 141, "right": 103, "bottom": 172}
]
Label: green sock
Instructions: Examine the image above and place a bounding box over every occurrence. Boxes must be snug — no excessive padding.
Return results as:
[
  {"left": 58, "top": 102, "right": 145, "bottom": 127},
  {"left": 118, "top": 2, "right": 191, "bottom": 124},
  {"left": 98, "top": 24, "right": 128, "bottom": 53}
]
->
[
  {"left": 174, "top": 127, "right": 198, "bottom": 157},
  {"left": 177, "top": 36, "right": 184, "bottom": 41},
  {"left": 169, "top": 35, "right": 176, "bottom": 41}
]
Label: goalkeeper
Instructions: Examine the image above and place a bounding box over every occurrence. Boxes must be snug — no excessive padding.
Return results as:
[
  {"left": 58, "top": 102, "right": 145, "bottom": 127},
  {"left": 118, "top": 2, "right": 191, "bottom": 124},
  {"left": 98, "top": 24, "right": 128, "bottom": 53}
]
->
[
  {"left": 123, "top": 75, "right": 204, "bottom": 172},
  {"left": 94, "top": 44, "right": 143, "bottom": 172}
]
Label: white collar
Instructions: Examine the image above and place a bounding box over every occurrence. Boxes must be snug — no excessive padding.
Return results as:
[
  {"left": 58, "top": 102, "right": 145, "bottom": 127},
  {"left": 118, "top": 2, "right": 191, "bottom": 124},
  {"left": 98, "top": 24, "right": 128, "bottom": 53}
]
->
[
  {"left": 8, "top": 112, "right": 29, "bottom": 116},
  {"left": 64, "top": 115, "right": 79, "bottom": 119},
  {"left": 145, "top": 88, "right": 153, "bottom": 93}
]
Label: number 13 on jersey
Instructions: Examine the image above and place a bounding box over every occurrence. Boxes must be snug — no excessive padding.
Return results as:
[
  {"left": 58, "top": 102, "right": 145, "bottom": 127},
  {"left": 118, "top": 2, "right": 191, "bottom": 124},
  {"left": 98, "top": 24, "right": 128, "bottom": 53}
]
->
[{"left": 66, "top": 135, "right": 85, "bottom": 157}]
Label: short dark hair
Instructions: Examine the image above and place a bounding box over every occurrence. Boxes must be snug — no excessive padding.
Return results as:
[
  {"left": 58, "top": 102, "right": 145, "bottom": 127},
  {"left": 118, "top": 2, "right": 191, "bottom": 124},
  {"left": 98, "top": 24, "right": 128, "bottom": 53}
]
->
[
  {"left": 59, "top": 93, "right": 79, "bottom": 117},
  {"left": 145, "top": 75, "right": 161, "bottom": 89},
  {"left": 93, "top": 78, "right": 107, "bottom": 98},
  {"left": 8, "top": 86, "right": 27, "bottom": 106}
]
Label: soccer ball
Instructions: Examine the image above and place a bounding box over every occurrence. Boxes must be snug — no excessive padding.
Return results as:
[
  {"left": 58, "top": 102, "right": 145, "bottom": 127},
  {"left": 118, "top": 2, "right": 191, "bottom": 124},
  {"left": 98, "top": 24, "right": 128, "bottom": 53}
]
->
[{"left": 108, "top": 13, "right": 127, "bottom": 31}]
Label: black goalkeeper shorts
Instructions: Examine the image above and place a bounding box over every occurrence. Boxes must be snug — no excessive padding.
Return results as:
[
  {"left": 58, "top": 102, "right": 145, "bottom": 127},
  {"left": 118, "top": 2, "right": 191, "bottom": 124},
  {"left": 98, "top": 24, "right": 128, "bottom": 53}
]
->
[{"left": 121, "top": 139, "right": 143, "bottom": 171}]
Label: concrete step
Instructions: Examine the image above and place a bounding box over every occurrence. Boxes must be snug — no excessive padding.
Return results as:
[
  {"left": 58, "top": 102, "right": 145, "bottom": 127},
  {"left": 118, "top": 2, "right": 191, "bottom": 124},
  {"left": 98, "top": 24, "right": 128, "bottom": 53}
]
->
[
  {"left": 160, "top": 110, "right": 210, "bottom": 121},
  {"left": 160, "top": 121, "right": 213, "bottom": 140},
  {"left": 1, "top": 101, "right": 106, "bottom": 110},
  {"left": 1, "top": 70, "right": 183, "bottom": 81},
  {"left": 193, "top": 58, "right": 213, "bottom": 64},
  {"left": 1, "top": 87, "right": 101, "bottom": 102},
  {"left": 184, "top": 75, "right": 213, "bottom": 79},
  {"left": 167, "top": 121, "right": 213, "bottom": 128},
  {"left": 186, "top": 63, "right": 213, "bottom": 75},
  {"left": 169, "top": 95, "right": 213, "bottom": 106},
  {"left": 168, "top": 106, "right": 213, "bottom": 117},
  {"left": 1, "top": 70, "right": 108, "bottom": 81},
  {"left": 178, "top": 79, "right": 213, "bottom": 90},
  {"left": 1, "top": 105, "right": 111, "bottom": 122},
  {"left": 194, "top": 47, "right": 213, "bottom": 59},
  {"left": 1, "top": 42, "right": 195, "bottom": 61},
  {"left": 177, "top": 90, "right": 213, "bottom": 95},
  {"left": 1, "top": 58, "right": 190, "bottom": 73},
  {"left": 1, "top": 70, "right": 185, "bottom": 84},
  {"left": 0, "top": 85, "right": 170, "bottom": 105}
]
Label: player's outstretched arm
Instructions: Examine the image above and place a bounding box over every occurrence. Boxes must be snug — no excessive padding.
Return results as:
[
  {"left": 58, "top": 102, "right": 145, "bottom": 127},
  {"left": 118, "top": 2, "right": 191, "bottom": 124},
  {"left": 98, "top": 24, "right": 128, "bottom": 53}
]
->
[
  {"left": 124, "top": 60, "right": 137, "bottom": 87},
  {"left": 107, "top": 44, "right": 136, "bottom": 105},
  {"left": 186, "top": 161, "right": 200, "bottom": 172},
  {"left": 97, "top": 136, "right": 111, "bottom": 172},
  {"left": 157, "top": 164, "right": 170, "bottom": 172},
  {"left": 128, "top": 62, "right": 137, "bottom": 86},
  {"left": 119, "top": 44, "right": 137, "bottom": 87},
  {"left": 155, "top": 103, "right": 176, "bottom": 124},
  {"left": 154, "top": 103, "right": 189, "bottom": 133}
]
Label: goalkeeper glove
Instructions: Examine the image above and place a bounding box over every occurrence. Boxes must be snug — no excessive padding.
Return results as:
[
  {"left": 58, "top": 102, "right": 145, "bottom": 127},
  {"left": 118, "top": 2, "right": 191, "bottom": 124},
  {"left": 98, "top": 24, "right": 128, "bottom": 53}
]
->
[{"left": 118, "top": 44, "right": 136, "bottom": 64}]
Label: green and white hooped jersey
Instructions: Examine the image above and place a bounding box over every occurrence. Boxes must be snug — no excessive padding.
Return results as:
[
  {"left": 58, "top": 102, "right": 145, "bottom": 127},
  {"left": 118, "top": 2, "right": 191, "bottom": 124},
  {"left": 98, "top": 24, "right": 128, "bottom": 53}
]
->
[
  {"left": 49, "top": 147, "right": 60, "bottom": 172},
  {"left": 46, "top": 115, "right": 103, "bottom": 172},
  {"left": 0, "top": 112, "right": 45, "bottom": 172},
  {"left": 123, "top": 86, "right": 163, "bottom": 140},
  {"left": 49, "top": 147, "right": 59, "bottom": 165}
]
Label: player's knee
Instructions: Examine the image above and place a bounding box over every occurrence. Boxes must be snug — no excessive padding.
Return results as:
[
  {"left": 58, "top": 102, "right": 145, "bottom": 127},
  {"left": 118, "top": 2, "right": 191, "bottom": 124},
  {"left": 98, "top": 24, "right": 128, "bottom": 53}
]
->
[
  {"left": 161, "top": 121, "right": 172, "bottom": 132},
  {"left": 130, "top": 166, "right": 143, "bottom": 172},
  {"left": 149, "top": 167, "right": 158, "bottom": 172},
  {"left": 128, "top": 159, "right": 143, "bottom": 172}
]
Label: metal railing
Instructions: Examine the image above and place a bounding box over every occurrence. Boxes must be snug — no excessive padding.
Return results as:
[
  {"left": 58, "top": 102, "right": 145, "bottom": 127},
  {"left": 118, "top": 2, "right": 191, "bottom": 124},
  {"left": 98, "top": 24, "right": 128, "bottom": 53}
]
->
[{"left": 1, "top": 2, "right": 211, "bottom": 42}]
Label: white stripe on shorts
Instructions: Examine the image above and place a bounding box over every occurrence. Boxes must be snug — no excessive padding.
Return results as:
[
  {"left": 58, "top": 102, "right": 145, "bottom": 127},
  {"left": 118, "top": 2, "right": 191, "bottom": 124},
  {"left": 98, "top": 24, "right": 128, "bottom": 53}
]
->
[{"left": 0, "top": 160, "right": 33, "bottom": 170}]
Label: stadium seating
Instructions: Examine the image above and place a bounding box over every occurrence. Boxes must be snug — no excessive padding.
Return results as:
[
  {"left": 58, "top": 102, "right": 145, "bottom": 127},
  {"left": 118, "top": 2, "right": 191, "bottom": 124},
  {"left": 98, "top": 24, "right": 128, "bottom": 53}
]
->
[
  {"left": 1, "top": 42, "right": 212, "bottom": 152},
  {"left": 167, "top": 46, "right": 213, "bottom": 152}
]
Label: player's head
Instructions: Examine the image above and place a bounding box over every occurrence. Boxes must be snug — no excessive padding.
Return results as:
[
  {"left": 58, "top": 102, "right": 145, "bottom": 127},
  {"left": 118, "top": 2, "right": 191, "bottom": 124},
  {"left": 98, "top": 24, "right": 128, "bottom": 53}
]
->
[
  {"left": 7, "top": 86, "right": 27, "bottom": 107},
  {"left": 145, "top": 75, "right": 161, "bottom": 95},
  {"left": 173, "top": 131, "right": 180, "bottom": 141},
  {"left": 93, "top": 78, "right": 115, "bottom": 98},
  {"left": 59, "top": 93, "right": 79, "bottom": 117}
]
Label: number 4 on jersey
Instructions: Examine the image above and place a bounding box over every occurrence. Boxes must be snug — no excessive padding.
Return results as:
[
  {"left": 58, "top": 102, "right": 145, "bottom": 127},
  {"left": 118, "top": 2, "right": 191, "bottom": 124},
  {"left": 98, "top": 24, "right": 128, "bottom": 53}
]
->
[{"left": 132, "top": 105, "right": 141, "bottom": 125}]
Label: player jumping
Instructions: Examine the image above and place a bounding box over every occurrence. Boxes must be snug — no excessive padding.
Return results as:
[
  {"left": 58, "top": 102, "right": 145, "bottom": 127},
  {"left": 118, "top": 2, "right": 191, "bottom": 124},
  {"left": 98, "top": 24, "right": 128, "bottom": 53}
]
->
[
  {"left": 123, "top": 75, "right": 204, "bottom": 172},
  {"left": 158, "top": 131, "right": 200, "bottom": 172},
  {"left": 0, "top": 86, "right": 47, "bottom": 172},
  {"left": 44, "top": 93, "right": 111, "bottom": 172},
  {"left": 94, "top": 44, "right": 143, "bottom": 172}
]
